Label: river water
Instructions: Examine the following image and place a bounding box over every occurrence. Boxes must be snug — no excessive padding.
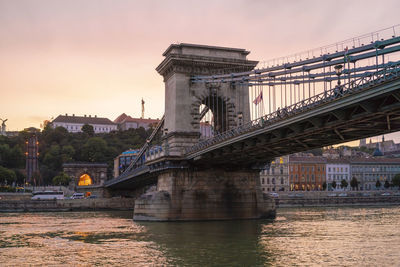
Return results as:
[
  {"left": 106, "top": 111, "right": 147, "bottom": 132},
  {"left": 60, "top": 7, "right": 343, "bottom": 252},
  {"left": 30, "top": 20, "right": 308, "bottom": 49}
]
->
[{"left": 1, "top": 206, "right": 400, "bottom": 266}]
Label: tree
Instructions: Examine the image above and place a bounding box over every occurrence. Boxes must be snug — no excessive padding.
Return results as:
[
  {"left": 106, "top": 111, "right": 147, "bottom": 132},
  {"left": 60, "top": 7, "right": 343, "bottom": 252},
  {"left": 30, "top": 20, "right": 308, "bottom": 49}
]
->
[
  {"left": 81, "top": 137, "right": 108, "bottom": 162},
  {"left": 376, "top": 180, "right": 381, "bottom": 189},
  {"left": 341, "top": 179, "right": 348, "bottom": 190},
  {"left": 14, "top": 169, "right": 26, "bottom": 186},
  {"left": 81, "top": 124, "right": 94, "bottom": 137},
  {"left": 322, "top": 182, "right": 327, "bottom": 191},
  {"left": 384, "top": 180, "right": 390, "bottom": 189},
  {"left": 350, "top": 177, "right": 359, "bottom": 190},
  {"left": 0, "top": 166, "right": 16, "bottom": 185},
  {"left": 392, "top": 174, "right": 400, "bottom": 189},
  {"left": 52, "top": 172, "right": 71, "bottom": 186},
  {"left": 331, "top": 180, "right": 337, "bottom": 190}
]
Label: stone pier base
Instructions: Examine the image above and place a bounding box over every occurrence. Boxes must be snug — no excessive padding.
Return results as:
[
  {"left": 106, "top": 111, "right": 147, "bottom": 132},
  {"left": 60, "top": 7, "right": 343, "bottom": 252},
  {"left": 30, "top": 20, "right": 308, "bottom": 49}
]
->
[{"left": 133, "top": 168, "right": 275, "bottom": 221}]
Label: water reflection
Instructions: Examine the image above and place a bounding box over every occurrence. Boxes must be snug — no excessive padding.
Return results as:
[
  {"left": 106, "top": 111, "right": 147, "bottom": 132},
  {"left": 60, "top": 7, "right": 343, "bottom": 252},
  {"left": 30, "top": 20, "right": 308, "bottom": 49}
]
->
[
  {"left": 1, "top": 207, "right": 400, "bottom": 266},
  {"left": 139, "top": 220, "right": 271, "bottom": 266}
]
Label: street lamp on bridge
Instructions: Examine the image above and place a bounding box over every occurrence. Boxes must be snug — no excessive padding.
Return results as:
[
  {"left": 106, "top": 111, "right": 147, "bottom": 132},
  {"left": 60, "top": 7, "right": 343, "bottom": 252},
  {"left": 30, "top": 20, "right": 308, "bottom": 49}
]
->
[
  {"left": 335, "top": 64, "right": 343, "bottom": 96},
  {"left": 334, "top": 64, "right": 343, "bottom": 86}
]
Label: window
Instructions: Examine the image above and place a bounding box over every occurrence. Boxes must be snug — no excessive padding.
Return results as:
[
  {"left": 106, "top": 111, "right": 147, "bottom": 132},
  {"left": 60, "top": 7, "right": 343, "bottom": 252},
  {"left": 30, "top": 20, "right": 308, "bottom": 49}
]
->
[
  {"left": 267, "top": 178, "right": 270, "bottom": 184},
  {"left": 262, "top": 178, "right": 265, "bottom": 184},
  {"left": 272, "top": 178, "right": 275, "bottom": 184},
  {"left": 281, "top": 178, "right": 284, "bottom": 185}
]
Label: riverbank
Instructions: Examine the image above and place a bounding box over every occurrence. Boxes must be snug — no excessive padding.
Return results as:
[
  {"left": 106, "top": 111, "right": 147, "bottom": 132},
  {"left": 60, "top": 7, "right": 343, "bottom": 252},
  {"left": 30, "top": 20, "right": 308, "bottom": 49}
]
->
[
  {"left": 0, "top": 197, "right": 135, "bottom": 212},
  {"left": 274, "top": 193, "right": 400, "bottom": 208}
]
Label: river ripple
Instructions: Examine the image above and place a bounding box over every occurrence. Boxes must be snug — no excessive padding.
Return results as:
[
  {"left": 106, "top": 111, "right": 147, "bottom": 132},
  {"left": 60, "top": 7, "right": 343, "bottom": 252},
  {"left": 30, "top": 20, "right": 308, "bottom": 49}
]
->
[{"left": 0, "top": 206, "right": 399, "bottom": 266}]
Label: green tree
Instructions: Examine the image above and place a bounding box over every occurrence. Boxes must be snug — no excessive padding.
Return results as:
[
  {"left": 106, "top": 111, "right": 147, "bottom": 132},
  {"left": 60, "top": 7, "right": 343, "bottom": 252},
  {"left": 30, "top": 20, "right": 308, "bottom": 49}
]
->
[
  {"left": 52, "top": 172, "right": 71, "bottom": 186},
  {"left": 14, "top": 169, "right": 26, "bottom": 186},
  {"left": 392, "top": 174, "right": 400, "bottom": 189},
  {"left": 331, "top": 180, "right": 337, "bottom": 190},
  {"left": 384, "top": 180, "right": 390, "bottom": 189},
  {"left": 350, "top": 177, "right": 359, "bottom": 190},
  {"left": 0, "top": 166, "right": 16, "bottom": 185},
  {"left": 61, "top": 145, "right": 75, "bottom": 163},
  {"left": 376, "top": 180, "right": 381, "bottom": 189},
  {"left": 81, "top": 124, "right": 94, "bottom": 137},
  {"left": 341, "top": 179, "right": 348, "bottom": 190},
  {"left": 81, "top": 137, "right": 108, "bottom": 162},
  {"left": 43, "top": 144, "right": 62, "bottom": 170}
]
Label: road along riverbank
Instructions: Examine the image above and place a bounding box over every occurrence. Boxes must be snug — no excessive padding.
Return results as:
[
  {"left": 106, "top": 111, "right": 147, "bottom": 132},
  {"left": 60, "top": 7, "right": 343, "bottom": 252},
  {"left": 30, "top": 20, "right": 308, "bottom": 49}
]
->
[{"left": 0, "top": 197, "right": 135, "bottom": 212}]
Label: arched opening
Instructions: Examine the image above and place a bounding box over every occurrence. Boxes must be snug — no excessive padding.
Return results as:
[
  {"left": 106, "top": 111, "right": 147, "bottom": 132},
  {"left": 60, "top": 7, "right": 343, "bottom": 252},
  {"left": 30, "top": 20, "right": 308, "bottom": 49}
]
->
[
  {"left": 78, "top": 174, "right": 93, "bottom": 186},
  {"left": 199, "top": 92, "right": 229, "bottom": 139}
]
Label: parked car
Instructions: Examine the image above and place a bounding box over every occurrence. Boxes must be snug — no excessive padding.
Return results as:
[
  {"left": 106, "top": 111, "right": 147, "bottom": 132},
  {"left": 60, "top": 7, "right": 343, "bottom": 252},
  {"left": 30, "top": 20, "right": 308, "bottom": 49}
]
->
[
  {"left": 338, "top": 193, "right": 347, "bottom": 197},
  {"left": 362, "top": 193, "right": 371, "bottom": 197},
  {"left": 381, "top": 192, "right": 391, "bottom": 196},
  {"left": 328, "top": 193, "right": 337, "bottom": 197},
  {"left": 88, "top": 195, "right": 98, "bottom": 199},
  {"left": 269, "top": 192, "right": 279, "bottom": 198},
  {"left": 71, "top": 193, "right": 84, "bottom": 199}
]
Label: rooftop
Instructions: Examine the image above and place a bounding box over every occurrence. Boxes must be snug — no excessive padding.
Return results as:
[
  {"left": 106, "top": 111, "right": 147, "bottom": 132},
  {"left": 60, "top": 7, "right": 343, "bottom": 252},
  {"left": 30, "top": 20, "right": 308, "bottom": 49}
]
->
[{"left": 53, "top": 114, "right": 116, "bottom": 125}]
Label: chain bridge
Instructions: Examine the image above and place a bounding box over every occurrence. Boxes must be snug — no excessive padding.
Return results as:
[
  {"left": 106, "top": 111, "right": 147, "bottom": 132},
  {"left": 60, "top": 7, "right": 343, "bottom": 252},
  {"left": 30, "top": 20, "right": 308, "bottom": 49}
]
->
[{"left": 106, "top": 25, "right": 400, "bottom": 221}]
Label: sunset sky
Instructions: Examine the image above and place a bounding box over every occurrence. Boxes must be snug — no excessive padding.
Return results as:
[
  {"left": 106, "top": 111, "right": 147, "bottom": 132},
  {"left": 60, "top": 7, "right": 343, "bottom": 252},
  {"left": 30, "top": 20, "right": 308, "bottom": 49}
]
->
[{"left": 1, "top": 0, "right": 399, "bottom": 143}]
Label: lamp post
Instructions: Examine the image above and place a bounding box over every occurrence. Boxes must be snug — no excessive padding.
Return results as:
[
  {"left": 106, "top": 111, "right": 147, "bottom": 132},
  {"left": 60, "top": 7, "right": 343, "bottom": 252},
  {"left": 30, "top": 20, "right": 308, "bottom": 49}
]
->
[
  {"left": 237, "top": 112, "right": 243, "bottom": 127},
  {"left": 334, "top": 64, "right": 343, "bottom": 86},
  {"left": 334, "top": 64, "right": 343, "bottom": 96}
]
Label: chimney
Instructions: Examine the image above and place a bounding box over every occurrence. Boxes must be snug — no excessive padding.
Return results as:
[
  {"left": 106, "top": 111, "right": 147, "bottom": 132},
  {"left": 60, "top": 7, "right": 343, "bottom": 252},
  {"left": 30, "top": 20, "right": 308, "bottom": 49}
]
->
[
  {"left": 84, "top": 115, "right": 87, "bottom": 117},
  {"left": 65, "top": 113, "right": 68, "bottom": 116},
  {"left": 95, "top": 115, "right": 97, "bottom": 118},
  {"left": 89, "top": 115, "right": 91, "bottom": 117},
  {"left": 72, "top": 114, "right": 75, "bottom": 117}
]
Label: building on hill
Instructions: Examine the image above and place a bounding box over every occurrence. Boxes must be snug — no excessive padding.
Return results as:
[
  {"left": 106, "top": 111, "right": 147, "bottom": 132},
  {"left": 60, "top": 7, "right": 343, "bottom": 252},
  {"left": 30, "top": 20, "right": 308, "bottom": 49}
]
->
[
  {"left": 51, "top": 114, "right": 117, "bottom": 133},
  {"left": 361, "top": 136, "right": 399, "bottom": 154},
  {"left": 114, "top": 113, "right": 160, "bottom": 131}
]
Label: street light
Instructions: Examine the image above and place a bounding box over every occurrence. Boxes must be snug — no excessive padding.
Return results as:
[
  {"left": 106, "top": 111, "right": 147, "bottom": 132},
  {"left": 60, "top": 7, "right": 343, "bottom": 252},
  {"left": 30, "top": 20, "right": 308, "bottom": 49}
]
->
[
  {"left": 237, "top": 112, "right": 243, "bottom": 126},
  {"left": 334, "top": 64, "right": 343, "bottom": 86}
]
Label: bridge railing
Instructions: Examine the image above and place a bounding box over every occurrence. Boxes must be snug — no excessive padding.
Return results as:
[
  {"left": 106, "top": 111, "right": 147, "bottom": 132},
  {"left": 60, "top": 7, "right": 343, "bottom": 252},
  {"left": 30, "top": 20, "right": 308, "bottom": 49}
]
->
[{"left": 186, "top": 62, "right": 400, "bottom": 155}]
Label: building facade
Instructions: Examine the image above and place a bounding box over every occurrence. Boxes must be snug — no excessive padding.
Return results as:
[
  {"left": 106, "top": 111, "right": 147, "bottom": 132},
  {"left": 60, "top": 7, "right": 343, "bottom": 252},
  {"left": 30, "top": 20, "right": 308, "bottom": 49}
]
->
[
  {"left": 289, "top": 156, "right": 326, "bottom": 191},
  {"left": 260, "top": 156, "right": 289, "bottom": 192},
  {"left": 326, "top": 159, "right": 350, "bottom": 190},
  {"left": 114, "top": 113, "right": 160, "bottom": 131},
  {"left": 113, "top": 149, "right": 140, "bottom": 178},
  {"left": 350, "top": 158, "right": 400, "bottom": 190},
  {"left": 52, "top": 114, "right": 117, "bottom": 133}
]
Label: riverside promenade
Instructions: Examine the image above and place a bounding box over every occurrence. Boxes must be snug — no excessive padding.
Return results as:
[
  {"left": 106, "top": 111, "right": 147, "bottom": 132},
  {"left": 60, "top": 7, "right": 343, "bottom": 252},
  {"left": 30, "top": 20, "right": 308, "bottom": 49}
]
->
[
  {"left": 0, "top": 193, "right": 135, "bottom": 212},
  {"left": 274, "top": 191, "right": 400, "bottom": 208}
]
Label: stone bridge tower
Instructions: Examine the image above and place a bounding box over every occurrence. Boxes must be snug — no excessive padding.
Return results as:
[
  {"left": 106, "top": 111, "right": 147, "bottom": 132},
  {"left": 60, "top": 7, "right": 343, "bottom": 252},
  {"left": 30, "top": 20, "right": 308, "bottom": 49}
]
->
[
  {"left": 156, "top": 43, "right": 258, "bottom": 157},
  {"left": 133, "top": 44, "right": 275, "bottom": 221}
]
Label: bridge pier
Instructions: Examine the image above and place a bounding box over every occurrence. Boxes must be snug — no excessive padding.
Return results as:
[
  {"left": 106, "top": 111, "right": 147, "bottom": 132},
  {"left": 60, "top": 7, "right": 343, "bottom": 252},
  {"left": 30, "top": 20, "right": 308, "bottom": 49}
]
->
[{"left": 133, "top": 168, "right": 275, "bottom": 221}]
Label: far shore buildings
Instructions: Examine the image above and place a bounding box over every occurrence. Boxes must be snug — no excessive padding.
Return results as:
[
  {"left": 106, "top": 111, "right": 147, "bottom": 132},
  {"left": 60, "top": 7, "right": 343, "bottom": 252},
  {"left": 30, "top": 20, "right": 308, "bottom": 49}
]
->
[
  {"left": 260, "top": 156, "right": 289, "bottom": 192},
  {"left": 326, "top": 159, "right": 350, "bottom": 191},
  {"left": 114, "top": 113, "right": 160, "bottom": 131},
  {"left": 289, "top": 156, "right": 326, "bottom": 191},
  {"left": 52, "top": 114, "right": 117, "bottom": 133}
]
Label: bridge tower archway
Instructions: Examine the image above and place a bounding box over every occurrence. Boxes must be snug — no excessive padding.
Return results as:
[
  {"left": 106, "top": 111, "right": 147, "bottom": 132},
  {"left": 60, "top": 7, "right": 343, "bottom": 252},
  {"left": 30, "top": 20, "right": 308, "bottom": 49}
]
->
[{"left": 156, "top": 43, "right": 258, "bottom": 156}]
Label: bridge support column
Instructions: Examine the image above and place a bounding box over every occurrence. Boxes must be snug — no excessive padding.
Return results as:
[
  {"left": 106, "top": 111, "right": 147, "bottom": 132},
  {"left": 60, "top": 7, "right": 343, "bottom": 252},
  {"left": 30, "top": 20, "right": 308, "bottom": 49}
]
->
[{"left": 133, "top": 168, "right": 275, "bottom": 221}]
